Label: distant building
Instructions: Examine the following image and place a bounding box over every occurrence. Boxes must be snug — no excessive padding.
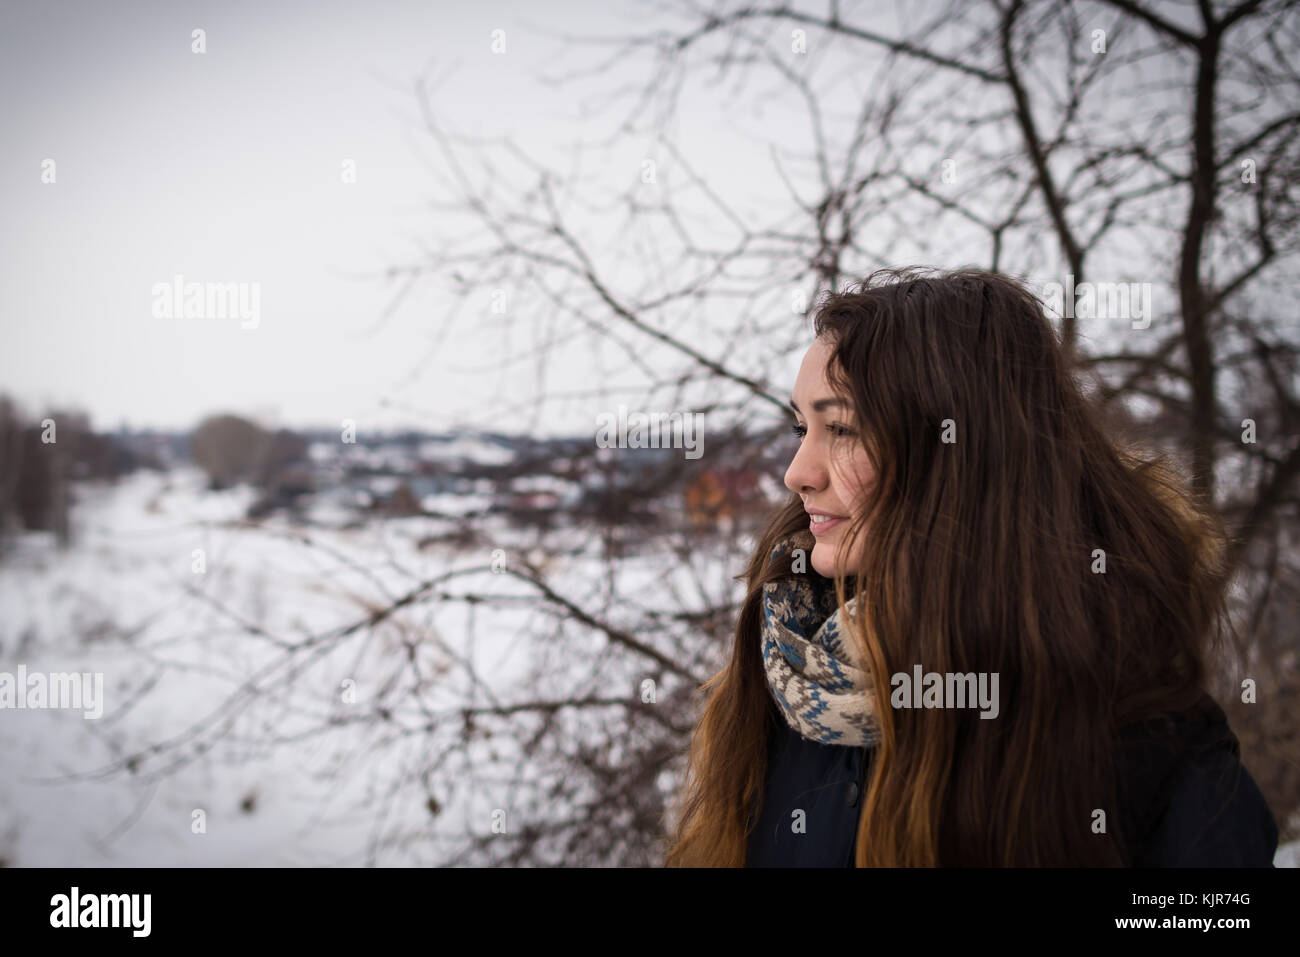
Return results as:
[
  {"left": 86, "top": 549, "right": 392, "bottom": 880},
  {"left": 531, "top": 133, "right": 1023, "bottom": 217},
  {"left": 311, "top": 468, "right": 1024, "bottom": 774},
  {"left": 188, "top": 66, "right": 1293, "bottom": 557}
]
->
[
  {"left": 378, "top": 480, "right": 423, "bottom": 517},
  {"left": 683, "top": 466, "right": 764, "bottom": 526}
]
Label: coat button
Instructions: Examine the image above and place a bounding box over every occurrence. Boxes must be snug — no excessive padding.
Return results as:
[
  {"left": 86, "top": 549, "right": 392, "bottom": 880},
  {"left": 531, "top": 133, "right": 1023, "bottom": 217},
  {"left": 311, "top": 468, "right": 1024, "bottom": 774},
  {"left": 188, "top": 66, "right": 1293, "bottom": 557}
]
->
[{"left": 845, "top": 781, "right": 860, "bottom": 807}]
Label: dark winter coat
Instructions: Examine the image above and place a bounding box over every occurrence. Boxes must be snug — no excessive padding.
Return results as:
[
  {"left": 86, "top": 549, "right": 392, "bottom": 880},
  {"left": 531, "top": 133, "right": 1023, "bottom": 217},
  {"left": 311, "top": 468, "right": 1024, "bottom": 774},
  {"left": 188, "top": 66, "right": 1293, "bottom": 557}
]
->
[{"left": 745, "top": 691, "right": 1278, "bottom": 867}]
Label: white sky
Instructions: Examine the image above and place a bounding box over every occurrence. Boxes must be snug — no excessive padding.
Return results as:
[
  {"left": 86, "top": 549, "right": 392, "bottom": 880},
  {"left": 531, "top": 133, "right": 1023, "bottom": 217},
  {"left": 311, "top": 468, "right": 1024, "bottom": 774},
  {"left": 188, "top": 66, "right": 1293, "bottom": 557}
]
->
[{"left": 3, "top": 0, "right": 806, "bottom": 435}]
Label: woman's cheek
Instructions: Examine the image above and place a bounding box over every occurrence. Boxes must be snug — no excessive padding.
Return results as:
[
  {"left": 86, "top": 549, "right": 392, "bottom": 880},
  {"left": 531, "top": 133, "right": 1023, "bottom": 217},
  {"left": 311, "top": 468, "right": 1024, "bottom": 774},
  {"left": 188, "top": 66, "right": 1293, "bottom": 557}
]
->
[{"left": 833, "top": 451, "right": 872, "bottom": 507}]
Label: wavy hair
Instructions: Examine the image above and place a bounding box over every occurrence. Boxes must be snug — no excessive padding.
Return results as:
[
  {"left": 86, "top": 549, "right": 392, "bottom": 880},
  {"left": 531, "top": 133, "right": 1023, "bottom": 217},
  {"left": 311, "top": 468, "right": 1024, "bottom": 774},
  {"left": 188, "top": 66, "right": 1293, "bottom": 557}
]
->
[{"left": 663, "top": 267, "right": 1234, "bottom": 867}]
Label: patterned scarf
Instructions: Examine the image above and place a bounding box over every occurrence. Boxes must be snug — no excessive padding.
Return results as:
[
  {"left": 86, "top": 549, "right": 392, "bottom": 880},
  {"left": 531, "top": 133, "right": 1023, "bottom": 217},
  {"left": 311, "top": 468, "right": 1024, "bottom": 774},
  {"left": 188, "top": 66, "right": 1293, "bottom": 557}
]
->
[{"left": 760, "top": 532, "right": 881, "bottom": 748}]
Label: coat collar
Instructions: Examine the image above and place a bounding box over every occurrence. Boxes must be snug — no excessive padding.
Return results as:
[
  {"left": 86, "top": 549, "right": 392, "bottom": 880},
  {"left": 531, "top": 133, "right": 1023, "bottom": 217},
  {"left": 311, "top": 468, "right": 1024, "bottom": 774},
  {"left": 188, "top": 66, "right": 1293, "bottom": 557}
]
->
[{"left": 1113, "top": 691, "right": 1238, "bottom": 863}]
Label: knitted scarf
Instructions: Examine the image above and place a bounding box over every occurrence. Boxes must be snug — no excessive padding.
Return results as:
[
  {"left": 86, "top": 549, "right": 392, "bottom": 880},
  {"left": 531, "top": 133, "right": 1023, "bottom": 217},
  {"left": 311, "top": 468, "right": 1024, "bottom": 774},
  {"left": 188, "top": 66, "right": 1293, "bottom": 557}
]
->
[{"left": 760, "top": 533, "right": 881, "bottom": 748}]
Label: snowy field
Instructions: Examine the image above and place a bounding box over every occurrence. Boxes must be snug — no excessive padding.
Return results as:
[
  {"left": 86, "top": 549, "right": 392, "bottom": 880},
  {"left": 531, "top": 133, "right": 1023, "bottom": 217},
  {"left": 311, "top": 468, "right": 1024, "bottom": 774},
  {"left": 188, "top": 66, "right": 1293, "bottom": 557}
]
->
[{"left": 0, "top": 466, "right": 712, "bottom": 865}]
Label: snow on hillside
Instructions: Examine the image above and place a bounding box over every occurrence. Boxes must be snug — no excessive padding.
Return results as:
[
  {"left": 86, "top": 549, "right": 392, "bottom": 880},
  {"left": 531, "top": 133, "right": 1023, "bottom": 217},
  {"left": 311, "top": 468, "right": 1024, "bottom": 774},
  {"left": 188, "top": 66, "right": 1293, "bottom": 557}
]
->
[{"left": 0, "top": 467, "right": 628, "bottom": 865}]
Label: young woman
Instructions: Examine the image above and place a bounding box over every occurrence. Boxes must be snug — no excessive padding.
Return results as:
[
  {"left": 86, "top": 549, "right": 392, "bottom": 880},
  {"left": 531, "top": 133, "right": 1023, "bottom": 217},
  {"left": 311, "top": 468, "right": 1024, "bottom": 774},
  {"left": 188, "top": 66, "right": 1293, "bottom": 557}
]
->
[{"left": 663, "top": 268, "right": 1279, "bottom": 867}]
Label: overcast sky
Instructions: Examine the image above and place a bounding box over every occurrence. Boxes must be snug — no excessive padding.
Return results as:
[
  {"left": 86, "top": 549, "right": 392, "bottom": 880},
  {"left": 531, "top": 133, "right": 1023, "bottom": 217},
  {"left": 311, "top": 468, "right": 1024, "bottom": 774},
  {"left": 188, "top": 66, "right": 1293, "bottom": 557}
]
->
[
  {"left": 12, "top": 1, "right": 1171, "bottom": 441},
  {"left": 4, "top": 0, "right": 805, "bottom": 435}
]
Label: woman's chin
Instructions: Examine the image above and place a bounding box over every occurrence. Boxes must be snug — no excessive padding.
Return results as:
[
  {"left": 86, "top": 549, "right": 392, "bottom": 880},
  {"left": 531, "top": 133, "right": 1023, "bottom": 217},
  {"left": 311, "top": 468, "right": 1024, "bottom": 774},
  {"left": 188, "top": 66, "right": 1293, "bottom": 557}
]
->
[{"left": 811, "top": 544, "right": 839, "bottom": 578}]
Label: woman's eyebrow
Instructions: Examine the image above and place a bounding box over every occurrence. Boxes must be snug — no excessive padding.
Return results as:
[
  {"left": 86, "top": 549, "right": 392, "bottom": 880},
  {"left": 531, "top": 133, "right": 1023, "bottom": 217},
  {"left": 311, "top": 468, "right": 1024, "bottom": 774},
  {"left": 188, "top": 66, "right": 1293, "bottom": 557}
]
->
[{"left": 789, "top": 397, "right": 849, "bottom": 414}]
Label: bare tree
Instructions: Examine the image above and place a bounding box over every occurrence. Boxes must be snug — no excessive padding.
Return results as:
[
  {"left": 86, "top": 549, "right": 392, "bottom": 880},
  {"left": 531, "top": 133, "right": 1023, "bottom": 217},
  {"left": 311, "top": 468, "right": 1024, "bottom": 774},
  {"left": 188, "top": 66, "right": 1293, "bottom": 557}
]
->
[{"left": 383, "top": 0, "right": 1299, "bottom": 850}]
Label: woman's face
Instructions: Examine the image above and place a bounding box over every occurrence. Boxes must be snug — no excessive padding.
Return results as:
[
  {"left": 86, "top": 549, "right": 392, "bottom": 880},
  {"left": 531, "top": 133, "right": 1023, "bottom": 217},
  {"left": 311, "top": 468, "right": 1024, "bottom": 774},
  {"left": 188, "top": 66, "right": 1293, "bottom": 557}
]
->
[{"left": 784, "top": 336, "right": 875, "bottom": 578}]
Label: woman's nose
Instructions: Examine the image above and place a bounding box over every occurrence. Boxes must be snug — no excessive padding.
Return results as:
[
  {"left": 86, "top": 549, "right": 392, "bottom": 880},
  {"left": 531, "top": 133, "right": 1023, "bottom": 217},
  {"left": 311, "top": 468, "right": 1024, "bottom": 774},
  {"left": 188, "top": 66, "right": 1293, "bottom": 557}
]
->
[{"left": 784, "top": 438, "right": 825, "bottom": 494}]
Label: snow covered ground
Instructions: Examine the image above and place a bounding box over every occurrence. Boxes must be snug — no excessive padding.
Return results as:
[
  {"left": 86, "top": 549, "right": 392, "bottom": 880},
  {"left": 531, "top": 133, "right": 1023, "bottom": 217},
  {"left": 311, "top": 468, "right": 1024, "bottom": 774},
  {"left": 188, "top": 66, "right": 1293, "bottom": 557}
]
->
[{"left": 0, "top": 467, "right": 630, "bottom": 865}]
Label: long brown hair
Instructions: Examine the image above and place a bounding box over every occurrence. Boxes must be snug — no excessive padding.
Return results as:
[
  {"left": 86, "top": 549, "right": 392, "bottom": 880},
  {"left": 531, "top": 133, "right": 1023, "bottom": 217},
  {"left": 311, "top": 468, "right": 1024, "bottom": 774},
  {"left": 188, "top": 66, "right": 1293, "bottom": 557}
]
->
[{"left": 663, "top": 267, "right": 1233, "bottom": 867}]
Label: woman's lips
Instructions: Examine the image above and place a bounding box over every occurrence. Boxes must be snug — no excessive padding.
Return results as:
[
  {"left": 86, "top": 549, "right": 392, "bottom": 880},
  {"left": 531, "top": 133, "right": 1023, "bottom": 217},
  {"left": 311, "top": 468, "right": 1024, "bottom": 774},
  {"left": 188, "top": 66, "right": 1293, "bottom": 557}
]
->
[{"left": 808, "top": 515, "right": 845, "bottom": 536}]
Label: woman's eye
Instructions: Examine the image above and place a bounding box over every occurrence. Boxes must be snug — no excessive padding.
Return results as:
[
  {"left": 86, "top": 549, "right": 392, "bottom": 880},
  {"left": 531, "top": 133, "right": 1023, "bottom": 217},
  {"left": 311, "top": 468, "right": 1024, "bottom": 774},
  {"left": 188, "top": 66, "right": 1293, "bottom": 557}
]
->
[{"left": 792, "top": 421, "right": 855, "bottom": 439}]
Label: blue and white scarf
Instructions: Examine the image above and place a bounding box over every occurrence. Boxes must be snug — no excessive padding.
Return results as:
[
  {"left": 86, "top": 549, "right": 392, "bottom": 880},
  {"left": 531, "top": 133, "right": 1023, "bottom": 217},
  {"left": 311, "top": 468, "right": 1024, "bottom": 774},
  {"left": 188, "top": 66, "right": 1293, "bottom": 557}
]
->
[{"left": 760, "top": 535, "right": 881, "bottom": 748}]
